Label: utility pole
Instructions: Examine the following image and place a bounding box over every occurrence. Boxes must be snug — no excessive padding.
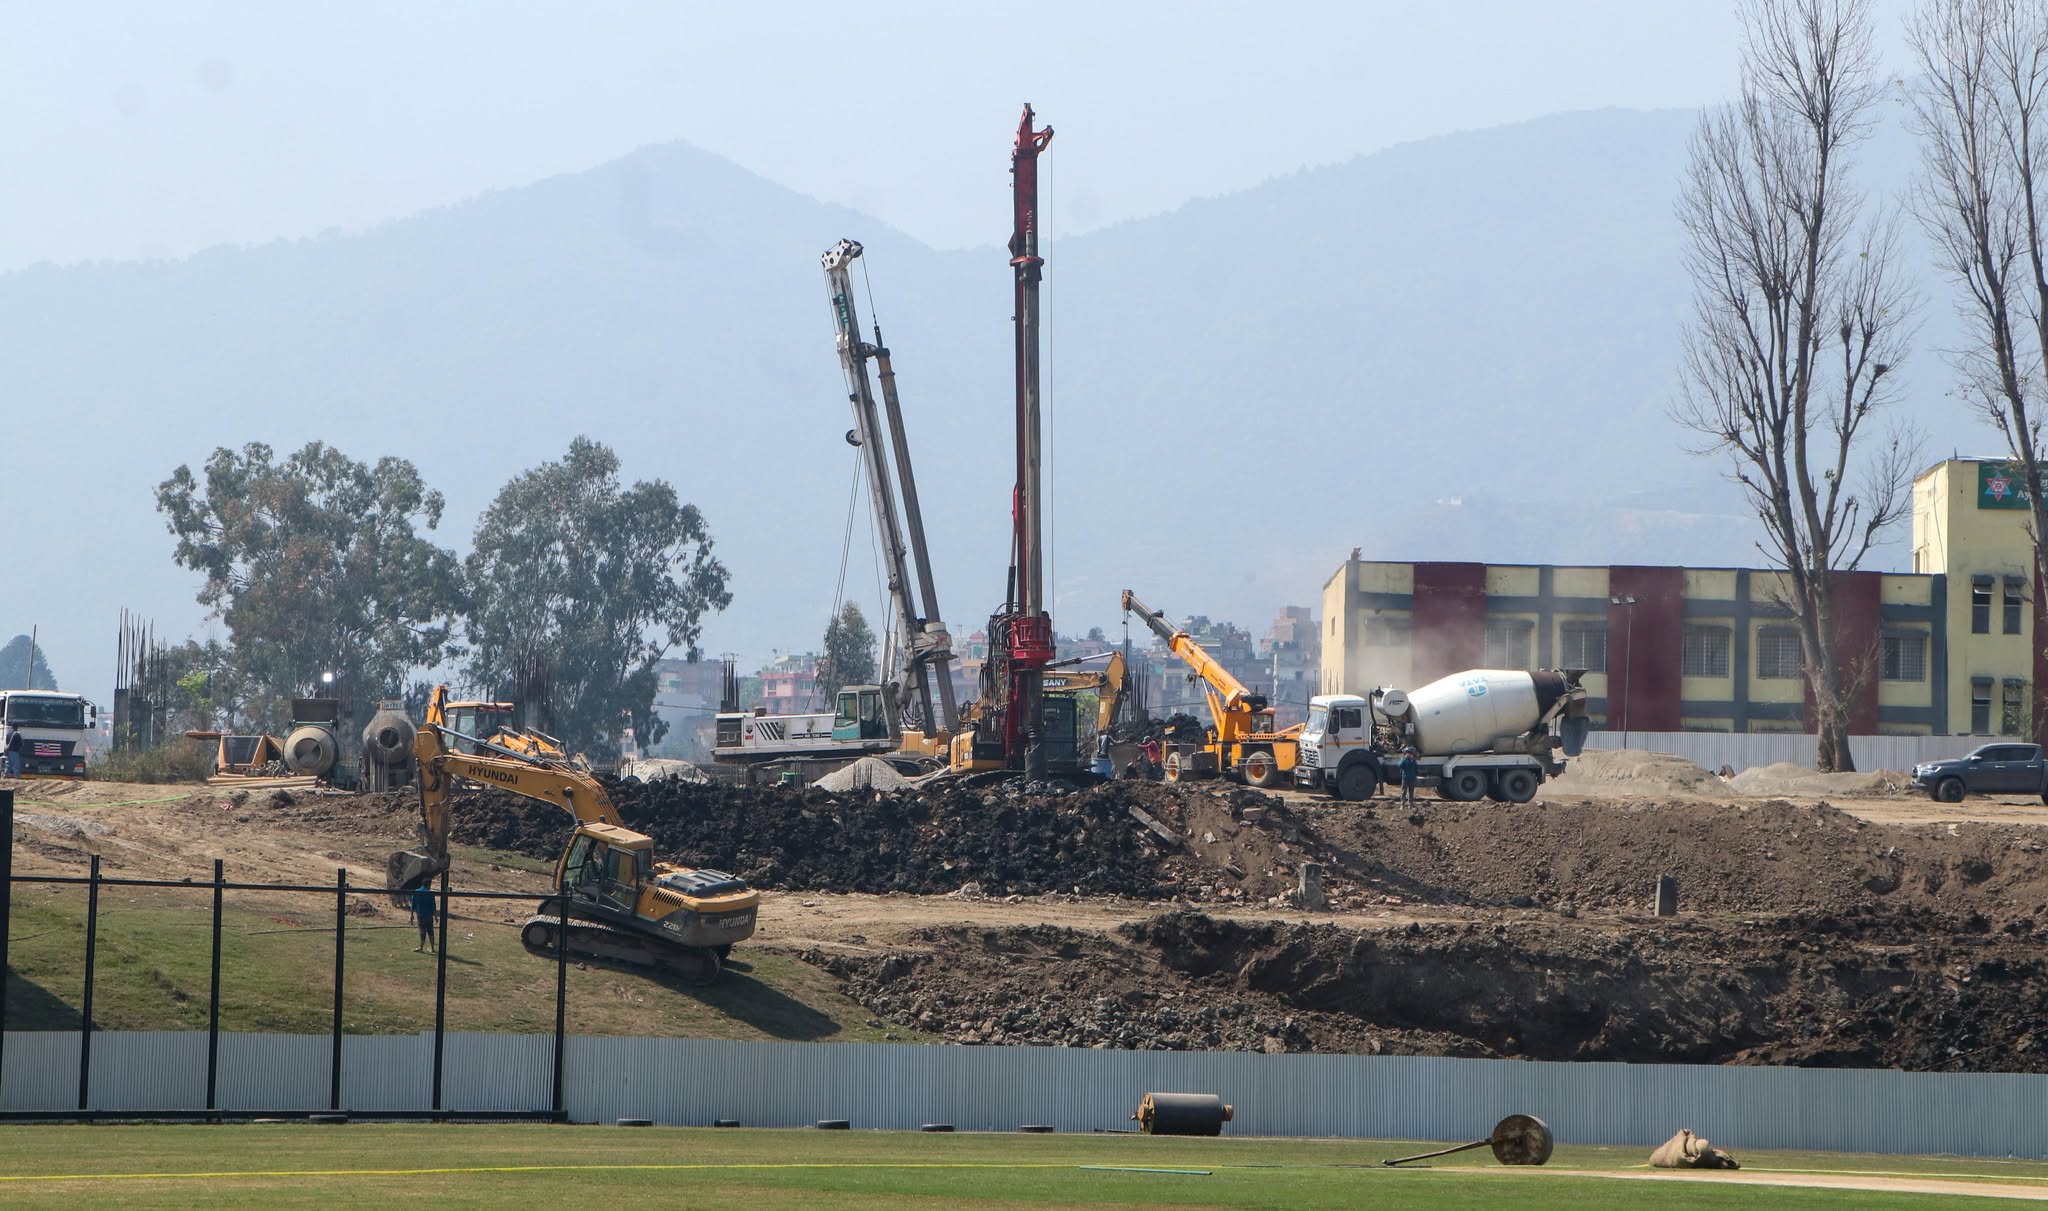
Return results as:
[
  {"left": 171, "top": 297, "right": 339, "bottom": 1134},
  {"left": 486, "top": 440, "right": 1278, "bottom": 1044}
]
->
[{"left": 1609, "top": 595, "right": 1637, "bottom": 745}]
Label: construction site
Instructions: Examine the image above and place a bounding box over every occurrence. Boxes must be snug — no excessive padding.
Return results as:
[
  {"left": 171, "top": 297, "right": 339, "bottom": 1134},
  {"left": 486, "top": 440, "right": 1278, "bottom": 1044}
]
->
[{"left": 7, "top": 749, "right": 2046, "bottom": 1079}]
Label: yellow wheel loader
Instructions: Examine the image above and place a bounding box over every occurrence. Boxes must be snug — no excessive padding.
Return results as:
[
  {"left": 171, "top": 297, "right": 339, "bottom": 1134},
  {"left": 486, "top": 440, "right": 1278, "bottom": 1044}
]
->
[{"left": 387, "top": 686, "right": 758, "bottom": 983}]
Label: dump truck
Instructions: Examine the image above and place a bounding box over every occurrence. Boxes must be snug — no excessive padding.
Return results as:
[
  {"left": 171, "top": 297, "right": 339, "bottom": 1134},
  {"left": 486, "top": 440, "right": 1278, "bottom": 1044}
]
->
[{"left": 1296, "top": 669, "right": 1590, "bottom": 802}]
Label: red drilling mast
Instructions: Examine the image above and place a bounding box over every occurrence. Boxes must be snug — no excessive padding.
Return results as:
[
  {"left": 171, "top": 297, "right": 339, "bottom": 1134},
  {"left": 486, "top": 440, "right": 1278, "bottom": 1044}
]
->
[{"left": 1005, "top": 103, "right": 1055, "bottom": 775}]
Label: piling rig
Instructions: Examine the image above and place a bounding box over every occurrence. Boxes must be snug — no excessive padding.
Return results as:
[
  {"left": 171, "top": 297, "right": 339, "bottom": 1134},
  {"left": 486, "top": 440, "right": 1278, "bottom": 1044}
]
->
[{"left": 953, "top": 104, "right": 1060, "bottom": 776}]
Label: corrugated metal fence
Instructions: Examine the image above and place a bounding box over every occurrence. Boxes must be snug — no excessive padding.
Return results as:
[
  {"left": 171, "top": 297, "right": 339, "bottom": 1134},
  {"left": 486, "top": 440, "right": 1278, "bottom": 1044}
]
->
[
  {"left": 1581, "top": 731, "right": 1967, "bottom": 774},
  {"left": 4, "top": 1032, "right": 2044, "bottom": 1157}
]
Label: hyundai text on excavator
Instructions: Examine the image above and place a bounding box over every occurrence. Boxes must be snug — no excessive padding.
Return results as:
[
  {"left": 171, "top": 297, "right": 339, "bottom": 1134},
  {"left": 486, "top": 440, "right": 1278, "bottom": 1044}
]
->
[
  {"left": 1122, "top": 590, "right": 1301, "bottom": 787},
  {"left": 387, "top": 686, "right": 758, "bottom": 983}
]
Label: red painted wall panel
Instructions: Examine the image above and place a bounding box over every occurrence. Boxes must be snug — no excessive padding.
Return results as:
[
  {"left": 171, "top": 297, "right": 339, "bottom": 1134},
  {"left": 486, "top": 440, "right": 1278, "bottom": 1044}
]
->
[
  {"left": 1411, "top": 562, "right": 1485, "bottom": 684},
  {"left": 1607, "top": 566, "right": 1684, "bottom": 732},
  {"left": 1829, "top": 572, "right": 1883, "bottom": 736}
]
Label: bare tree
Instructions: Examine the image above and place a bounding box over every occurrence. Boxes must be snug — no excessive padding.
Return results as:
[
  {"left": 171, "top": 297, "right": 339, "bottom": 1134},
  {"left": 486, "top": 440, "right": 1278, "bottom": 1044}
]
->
[
  {"left": 1674, "top": 0, "right": 1917, "bottom": 772},
  {"left": 1907, "top": 0, "right": 2048, "bottom": 596}
]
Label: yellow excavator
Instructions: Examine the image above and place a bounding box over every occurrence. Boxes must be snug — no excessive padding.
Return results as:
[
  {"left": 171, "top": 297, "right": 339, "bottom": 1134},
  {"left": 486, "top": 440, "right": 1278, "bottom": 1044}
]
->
[
  {"left": 386, "top": 685, "right": 759, "bottom": 983},
  {"left": 1043, "top": 650, "right": 1130, "bottom": 739},
  {"left": 1122, "top": 590, "right": 1301, "bottom": 788},
  {"left": 442, "top": 698, "right": 580, "bottom": 765}
]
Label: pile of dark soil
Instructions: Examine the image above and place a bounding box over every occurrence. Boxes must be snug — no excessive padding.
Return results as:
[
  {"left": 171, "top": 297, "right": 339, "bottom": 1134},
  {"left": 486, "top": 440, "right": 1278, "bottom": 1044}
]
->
[
  {"left": 446, "top": 777, "right": 1244, "bottom": 897},
  {"left": 1302, "top": 797, "right": 2048, "bottom": 919},
  {"left": 820, "top": 909, "right": 2048, "bottom": 1071}
]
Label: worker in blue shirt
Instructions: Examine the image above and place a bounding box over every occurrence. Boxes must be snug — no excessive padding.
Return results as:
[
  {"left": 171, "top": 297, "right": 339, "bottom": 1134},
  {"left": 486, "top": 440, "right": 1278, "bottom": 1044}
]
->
[
  {"left": 411, "top": 882, "right": 437, "bottom": 953},
  {"left": 1398, "top": 747, "right": 1419, "bottom": 807}
]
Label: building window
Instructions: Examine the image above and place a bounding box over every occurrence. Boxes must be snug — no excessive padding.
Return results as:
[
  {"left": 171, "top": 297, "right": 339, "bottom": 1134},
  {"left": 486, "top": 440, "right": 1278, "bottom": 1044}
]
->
[
  {"left": 1972, "top": 677, "right": 1993, "bottom": 735},
  {"left": 1364, "top": 616, "right": 1412, "bottom": 647},
  {"left": 2006, "top": 577, "right": 2026, "bottom": 635},
  {"left": 1681, "top": 625, "right": 1731, "bottom": 678},
  {"left": 2004, "top": 678, "right": 2028, "bottom": 737},
  {"left": 1880, "top": 632, "right": 1927, "bottom": 682},
  {"left": 1485, "top": 619, "right": 1533, "bottom": 668},
  {"left": 1756, "top": 627, "right": 1803, "bottom": 680},
  {"left": 1973, "top": 576, "right": 1993, "bottom": 634},
  {"left": 1559, "top": 621, "right": 1607, "bottom": 673}
]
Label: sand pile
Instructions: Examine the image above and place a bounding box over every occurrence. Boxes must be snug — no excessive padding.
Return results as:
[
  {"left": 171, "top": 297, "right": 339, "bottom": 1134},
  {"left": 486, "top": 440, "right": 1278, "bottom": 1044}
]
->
[
  {"left": 1547, "top": 749, "right": 1730, "bottom": 796},
  {"left": 812, "top": 757, "right": 913, "bottom": 793},
  {"left": 1726, "top": 762, "right": 1911, "bottom": 798}
]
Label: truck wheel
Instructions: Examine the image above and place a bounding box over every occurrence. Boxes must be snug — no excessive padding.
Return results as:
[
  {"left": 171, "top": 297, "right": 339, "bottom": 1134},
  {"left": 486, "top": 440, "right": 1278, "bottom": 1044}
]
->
[
  {"left": 1444, "top": 769, "right": 1487, "bottom": 802},
  {"left": 1242, "top": 750, "right": 1281, "bottom": 788},
  {"left": 1164, "top": 752, "right": 1186, "bottom": 783},
  {"left": 1335, "top": 763, "right": 1377, "bottom": 802},
  {"left": 1497, "top": 768, "right": 1540, "bottom": 804},
  {"left": 1935, "top": 776, "right": 1965, "bottom": 804}
]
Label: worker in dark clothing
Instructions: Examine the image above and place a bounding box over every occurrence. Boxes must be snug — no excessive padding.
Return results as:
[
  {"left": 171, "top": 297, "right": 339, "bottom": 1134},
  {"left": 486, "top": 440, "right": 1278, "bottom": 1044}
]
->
[
  {"left": 4, "top": 724, "right": 22, "bottom": 778},
  {"left": 411, "top": 882, "right": 437, "bottom": 953},
  {"left": 1398, "top": 747, "right": 1420, "bottom": 807}
]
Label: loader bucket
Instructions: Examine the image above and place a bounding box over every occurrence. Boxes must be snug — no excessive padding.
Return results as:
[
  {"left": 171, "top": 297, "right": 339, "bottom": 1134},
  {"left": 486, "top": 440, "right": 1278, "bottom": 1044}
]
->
[
  {"left": 1559, "top": 715, "right": 1590, "bottom": 757},
  {"left": 386, "top": 848, "right": 444, "bottom": 908}
]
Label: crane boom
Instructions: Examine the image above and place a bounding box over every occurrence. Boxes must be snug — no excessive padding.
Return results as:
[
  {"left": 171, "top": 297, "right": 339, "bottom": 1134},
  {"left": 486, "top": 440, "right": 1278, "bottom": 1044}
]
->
[
  {"left": 1005, "top": 104, "right": 1056, "bottom": 774},
  {"left": 822, "top": 239, "right": 958, "bottom": 736},
  {"left": 1121, "top": 589, "right": 1259, "bottom": 722}
]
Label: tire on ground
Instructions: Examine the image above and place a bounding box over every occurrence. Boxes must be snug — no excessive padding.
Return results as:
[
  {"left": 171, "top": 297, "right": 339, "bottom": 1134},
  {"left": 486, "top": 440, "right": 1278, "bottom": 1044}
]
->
[
  {"left": 1335, "top": 761, "right": 1377, "bottom": 802},
  {"left": 1444, "top": 768, "right": 1487, "bottom": 801},
  {"left": 1497, "top": 767, "right": 1540, "bottom": 803}
]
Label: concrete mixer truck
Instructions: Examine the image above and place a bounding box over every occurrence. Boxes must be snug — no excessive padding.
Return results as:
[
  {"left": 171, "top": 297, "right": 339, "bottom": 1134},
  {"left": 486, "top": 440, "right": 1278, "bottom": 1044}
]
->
[{"left": 1295, "top": 669, "right": 1590, "bottom": 803}]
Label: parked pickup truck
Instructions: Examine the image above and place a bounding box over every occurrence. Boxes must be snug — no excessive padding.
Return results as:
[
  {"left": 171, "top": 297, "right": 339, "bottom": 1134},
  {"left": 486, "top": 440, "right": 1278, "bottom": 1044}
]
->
[{"left": 1912, "top": 743, "right": 2048, "bottom": 803}]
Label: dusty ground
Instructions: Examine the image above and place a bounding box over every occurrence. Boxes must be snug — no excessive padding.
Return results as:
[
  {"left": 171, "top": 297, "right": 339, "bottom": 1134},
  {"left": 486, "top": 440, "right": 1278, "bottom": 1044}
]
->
[{"left": 6, "top": 756, "right": 2047, "bottom": 1070}]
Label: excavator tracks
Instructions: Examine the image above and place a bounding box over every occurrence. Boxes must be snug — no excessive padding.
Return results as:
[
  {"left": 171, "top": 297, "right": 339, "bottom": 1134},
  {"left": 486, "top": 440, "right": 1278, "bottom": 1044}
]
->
[{"left": 519, "top": 909, "right": 725, "bottom": 985}]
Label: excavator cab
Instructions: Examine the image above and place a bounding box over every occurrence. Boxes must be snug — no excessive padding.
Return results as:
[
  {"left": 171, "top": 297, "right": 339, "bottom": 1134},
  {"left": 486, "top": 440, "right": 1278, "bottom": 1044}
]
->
[
  {"left": 445, "top": 702, "right": 515, "bottom": 754},
  {"left": 831, "top": 685, "right": 890, "bottom": 742}
]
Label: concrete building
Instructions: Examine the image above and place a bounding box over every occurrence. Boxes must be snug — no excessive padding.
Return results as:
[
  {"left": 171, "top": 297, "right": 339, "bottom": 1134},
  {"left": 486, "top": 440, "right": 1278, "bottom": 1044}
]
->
[
  {"left": 757, "top": 653, "right": 825, "bottom": 716},
  {"left": 1318, "top": 457, "right": 2044, "bottom": 742},
  {"left": 1263, "top": 605, "right": 1321, "bottom": 729}
]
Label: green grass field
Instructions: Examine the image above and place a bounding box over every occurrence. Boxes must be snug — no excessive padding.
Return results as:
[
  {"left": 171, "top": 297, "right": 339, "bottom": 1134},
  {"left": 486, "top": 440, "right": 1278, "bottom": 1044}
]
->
[
  {"left": 1, "top": 1124, "right": 2045, "bottom": 1209},
  {"left": 2, "top": 880, "right": 916, "bottom": 1043}
]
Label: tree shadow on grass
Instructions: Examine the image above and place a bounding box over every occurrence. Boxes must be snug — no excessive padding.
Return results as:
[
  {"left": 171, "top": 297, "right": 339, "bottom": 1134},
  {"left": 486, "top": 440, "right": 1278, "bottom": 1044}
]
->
[{"left": 4, "top": 966, "right": 83, "bottom": 1030}]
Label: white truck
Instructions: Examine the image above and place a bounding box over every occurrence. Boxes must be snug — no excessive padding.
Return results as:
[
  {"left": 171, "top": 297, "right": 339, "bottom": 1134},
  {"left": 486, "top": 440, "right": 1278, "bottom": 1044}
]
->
[
  {"left": 0, "top": 690, "right": 98, "bottom": 779},
  {"left": 1295, "top": 669, "right": 1589, "bottom": 803}
]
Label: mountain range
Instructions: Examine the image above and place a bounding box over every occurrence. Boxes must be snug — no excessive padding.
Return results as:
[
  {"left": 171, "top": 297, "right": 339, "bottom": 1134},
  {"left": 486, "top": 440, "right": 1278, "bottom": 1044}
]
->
[{"left": 0, "top": 105, "right": 1987, "bottom": 699}]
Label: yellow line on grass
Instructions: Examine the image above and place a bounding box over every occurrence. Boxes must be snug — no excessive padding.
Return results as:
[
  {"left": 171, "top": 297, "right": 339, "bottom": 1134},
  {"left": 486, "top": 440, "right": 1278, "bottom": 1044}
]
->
[{"left": 0, "top": 1162, "right": 1086, "bottom": 1184}]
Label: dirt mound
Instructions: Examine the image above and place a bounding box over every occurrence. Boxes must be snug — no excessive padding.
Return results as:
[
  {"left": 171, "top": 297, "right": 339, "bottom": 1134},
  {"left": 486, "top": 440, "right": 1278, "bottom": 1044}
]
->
[
  {"left": 1726, "top": 762, "right": 1912, "bottom": 798},
  {"left": 1306, "top": 797, "right": 2048, "bottom": 919},
  {"left": 817, "top": 910, "right": 2048, "bottom": 1071},
  {"left": 1548, "top": 749, "right": 1730, "bottom": 796},
  {"left": 448, "top": 777, "right": 1232, "bottom": 897}
]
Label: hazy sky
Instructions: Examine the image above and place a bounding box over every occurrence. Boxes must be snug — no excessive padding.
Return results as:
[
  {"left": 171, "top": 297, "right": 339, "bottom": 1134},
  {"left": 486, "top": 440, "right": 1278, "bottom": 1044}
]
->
[
  {"left": 2, "top": 0, "right": 1928, "bottom": 699},
  {"left": 2, "top": 0, "right": 1915, "bottom": 271}
]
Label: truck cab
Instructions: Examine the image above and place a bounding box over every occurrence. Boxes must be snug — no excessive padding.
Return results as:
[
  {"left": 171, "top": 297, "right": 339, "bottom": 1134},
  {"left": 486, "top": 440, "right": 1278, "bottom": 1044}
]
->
[
  {"left": 1295, "top": 693, "right": 1378, "bottom": 800},
  {"left": 0, "top": 691, "right": 96, "bottom": 779}
]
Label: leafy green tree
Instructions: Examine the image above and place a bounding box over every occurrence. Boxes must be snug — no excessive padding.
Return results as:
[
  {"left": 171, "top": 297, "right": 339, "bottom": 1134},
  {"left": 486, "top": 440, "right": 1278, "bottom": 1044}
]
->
[
  {"left": 156, "top": 442, "right": 465, "bottom": 731},
  {"left": 465, "top": 438, "right": 731, "bottom": 758},
  {"left": 816, "top": 603, "right": 878, "bottom": 701},
  {"left": 0, "top": 635, "right": 57, "bottom": 690}
]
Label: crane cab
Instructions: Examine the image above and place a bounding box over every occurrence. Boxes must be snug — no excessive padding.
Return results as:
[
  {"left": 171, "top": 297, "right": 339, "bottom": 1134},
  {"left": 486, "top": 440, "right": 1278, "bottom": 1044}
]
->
[
  {"left": 831, "top": 685, "right": 890, "bottom": 742},
  {"left": 446, "top": 701, "right": 515, "bottom": 753}
]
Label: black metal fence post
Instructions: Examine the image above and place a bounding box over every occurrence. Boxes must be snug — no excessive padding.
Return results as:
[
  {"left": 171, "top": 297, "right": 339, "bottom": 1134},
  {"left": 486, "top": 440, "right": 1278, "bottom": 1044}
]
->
[
  {"left": 205, "top": 858, "right": 223, "bottom": 1115},
  {"left": 551, "top": 894, "right": 567, "bottom": 1120},
  {"left": 0, "top": 786, "right": 12, "bottom": 1098},
  {"left": 431, "top": 868, "right": 448, "bottom": 1115},
  {"left": 78, "top": 852, "right": 100, "bottom": 1112},
  {"left": 329, "top": 867, "right": 345, "bottom": 1111}
]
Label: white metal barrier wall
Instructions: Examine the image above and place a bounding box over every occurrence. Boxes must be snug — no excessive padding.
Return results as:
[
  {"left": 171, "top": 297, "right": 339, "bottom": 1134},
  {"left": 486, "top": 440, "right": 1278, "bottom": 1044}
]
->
[
  {"left": 1581, "top": 731, "right": 1971, "bottom": 774},
  {"left": 4, "top": 1032, "right": 2044, "bottom": 1158}
]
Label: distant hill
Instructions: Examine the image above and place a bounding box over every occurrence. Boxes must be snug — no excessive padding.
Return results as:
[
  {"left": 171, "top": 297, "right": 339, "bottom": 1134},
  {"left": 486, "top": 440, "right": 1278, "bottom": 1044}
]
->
[{"left": 0, "top": 107, "right": 1979, "bottom": 698}]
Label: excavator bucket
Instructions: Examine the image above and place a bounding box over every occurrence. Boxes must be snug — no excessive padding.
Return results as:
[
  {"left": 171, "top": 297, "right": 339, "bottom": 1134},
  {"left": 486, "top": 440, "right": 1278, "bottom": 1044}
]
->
[{"left": 386, "top": 847, "right": 444, "bottom": 907}]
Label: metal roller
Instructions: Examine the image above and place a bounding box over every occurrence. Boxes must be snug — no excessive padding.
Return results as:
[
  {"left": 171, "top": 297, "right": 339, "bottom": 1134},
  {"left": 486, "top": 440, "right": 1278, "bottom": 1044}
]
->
[
  {"left": 1382, "top": 1113, "right": 1554, "bottom": 1167},
  {"left": 1132, "top": 1092, "right": 1234, "bottom": 1137}
]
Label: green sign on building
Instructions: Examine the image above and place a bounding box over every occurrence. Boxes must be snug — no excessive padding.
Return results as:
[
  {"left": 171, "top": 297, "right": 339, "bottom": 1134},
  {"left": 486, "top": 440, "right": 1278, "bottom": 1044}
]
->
[{"left": 1978, "top": 461, "right": 2034, "bottom": 510}]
